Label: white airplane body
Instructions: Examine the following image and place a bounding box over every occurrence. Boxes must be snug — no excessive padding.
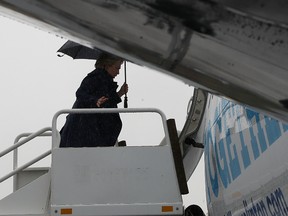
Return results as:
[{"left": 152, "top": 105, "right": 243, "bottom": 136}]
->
[
  {"left": 201, "top": 93, "right": 288, "bottom": 215},
  {"left": 0, "top": 1, "right": 287, "bottom": 215}
]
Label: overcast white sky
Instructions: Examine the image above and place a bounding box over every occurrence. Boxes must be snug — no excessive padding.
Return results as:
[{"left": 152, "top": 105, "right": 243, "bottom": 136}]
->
[{"left": 0, "top": 15, "right": 206, "bottom": 211}]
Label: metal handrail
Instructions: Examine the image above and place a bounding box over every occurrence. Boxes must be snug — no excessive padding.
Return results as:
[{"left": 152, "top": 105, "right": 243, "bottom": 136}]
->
[
  {"left": 13, "top": 131, "right": 52, "bottom": 171},
  {"left": 0, "top": 127, "right": 52, "bottom": 158},
  {"left": 0, "top": 108, "right": 169, "bottom": 187},
  {"left": 0, "top": 127, "right": 52, "bottom": 184},
  {"left": 0, "top": 150, "right": 51, "bottom": 184},
  {"left": 13, "top": 131, "right": 52, "bottom": 191},
  {"left": 52, "top": 108, "right": 170, "bottom": 148}
]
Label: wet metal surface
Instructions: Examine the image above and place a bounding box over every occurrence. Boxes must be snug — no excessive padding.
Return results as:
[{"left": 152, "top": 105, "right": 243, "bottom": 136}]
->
[{"left": 0, "top": 0, "right": 288, "bottom": 121}]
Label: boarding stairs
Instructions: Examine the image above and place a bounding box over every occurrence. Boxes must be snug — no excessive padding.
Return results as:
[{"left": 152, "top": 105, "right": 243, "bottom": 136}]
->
[{"left": 0, "top": 108, "right": 188, "bottom": 216}]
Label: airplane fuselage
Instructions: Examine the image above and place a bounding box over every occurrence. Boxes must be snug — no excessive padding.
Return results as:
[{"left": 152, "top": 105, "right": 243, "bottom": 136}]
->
[{"left": 203, "top": 94, "right": 288, "bottom": 215}]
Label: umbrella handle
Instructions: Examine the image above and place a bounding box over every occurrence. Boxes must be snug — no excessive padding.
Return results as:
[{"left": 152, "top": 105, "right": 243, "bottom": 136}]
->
[
  {"left": 124, "top": 61, "right": 128, "bottom": 108},
  {"left": 124, "top": 96, "right": 128, "bottom": 108}
]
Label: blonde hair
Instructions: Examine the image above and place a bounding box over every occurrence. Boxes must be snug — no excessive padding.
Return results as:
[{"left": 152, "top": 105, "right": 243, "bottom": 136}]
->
[{"left": 95, "top": 53, "right": 123, "bottom": 69}]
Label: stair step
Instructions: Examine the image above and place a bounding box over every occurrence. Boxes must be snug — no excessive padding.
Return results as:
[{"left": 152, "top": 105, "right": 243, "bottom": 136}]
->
[{"left": 0, "top": 171, "right": 50, "bottom": 216}]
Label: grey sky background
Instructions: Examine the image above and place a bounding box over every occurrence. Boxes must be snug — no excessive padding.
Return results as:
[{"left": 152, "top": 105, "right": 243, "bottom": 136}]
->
[{"left": 0, "top": 16, "right": 207, "bottom": 211}]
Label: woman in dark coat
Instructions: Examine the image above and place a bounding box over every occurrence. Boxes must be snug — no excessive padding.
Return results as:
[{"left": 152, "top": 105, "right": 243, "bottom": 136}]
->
[{"left": 60, "top": 53, "right": 128, "bottom": 148}]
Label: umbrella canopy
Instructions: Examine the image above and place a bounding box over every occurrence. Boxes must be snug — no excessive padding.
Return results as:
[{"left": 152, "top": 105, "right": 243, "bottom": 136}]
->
[{"left": 57, "top": 40, "right": 104, "bottom": 59}]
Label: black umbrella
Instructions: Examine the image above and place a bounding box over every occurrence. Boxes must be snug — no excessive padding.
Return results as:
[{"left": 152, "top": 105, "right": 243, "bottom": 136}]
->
[
  {"left": 57, "top": 40, "right": 104, "bottom": 59},
  {"left": 57, "top": 40, "right": 128, "bottom": 108}
]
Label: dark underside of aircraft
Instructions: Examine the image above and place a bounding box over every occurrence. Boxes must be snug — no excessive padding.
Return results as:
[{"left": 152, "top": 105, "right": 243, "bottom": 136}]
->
[{"left": 0, "top": 0, "right": 287, "bottom": 121}]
